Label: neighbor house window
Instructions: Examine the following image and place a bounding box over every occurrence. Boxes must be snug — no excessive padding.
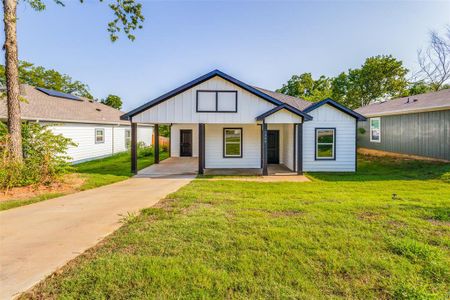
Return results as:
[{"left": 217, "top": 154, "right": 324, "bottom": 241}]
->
[
  {"left": 196, "top": 90, "right": 238, "bottom": 112},
  {"left": 125, "top": 129, "right": 131, "bottom": 148},
  {"left": 223, "top": 128, "right": 242, "bottom": 158},
  {"left": 315, "top": 128, "right": 335, "bottom": 160},
  {"left": 370, "top": 117, "right": 381, "bottom": 143},
  {"left": 95, "top": 128, "right": 105, "bottom": 144}
]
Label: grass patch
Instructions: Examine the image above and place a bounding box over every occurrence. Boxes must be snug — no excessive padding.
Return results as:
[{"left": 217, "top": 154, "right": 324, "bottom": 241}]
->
[
  {"left": 22, "top": 155, "right": 450, "bottom": 299},
  {"left": 0, "top": 151, "right": 167, "bottom": 211}
]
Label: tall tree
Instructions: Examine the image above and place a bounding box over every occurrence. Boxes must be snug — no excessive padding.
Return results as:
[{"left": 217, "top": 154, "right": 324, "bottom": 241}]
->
[
  {"left": 276, "top": 73, "right": 333, "bottom": 102},
  {"left": 417, "top": 27, "right": 450, "bottom": 91},
  {"left": 345, "top": 55, "right": 409, "bottom": 107},
  {"left": 0, "top": 60, "right": 93, "bottom": 98},
  {"left": 278, "top": 55, "right": 409, "bottom": 109},
  {"left": 2, "top": 0, "right": 144, "bottom": 162},
  {"left": 101, "top": 94, "right": 122, "bottom": 110}
]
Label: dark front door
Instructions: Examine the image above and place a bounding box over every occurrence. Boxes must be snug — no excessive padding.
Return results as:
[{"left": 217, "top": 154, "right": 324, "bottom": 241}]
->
[
  {"left": 267, "top": 130, "right": 280, "bottom": 164},
  {"left": 180, "top": 130, "right": 192, "bottom": 157}
]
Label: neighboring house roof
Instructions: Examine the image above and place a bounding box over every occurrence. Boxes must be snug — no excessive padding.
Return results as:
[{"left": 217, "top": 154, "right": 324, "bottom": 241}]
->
[
  {"left": 121, "top": 69, "right": 362, "bottom": 122},
  {"left": 355, "top": 89, "right": 450, "bottom": 117},
  {"left": 0, "top": 84, "right": 131, "bottom": 125},
  {"left": 304, "top": 98, "right": 366, "bottom": 121}
]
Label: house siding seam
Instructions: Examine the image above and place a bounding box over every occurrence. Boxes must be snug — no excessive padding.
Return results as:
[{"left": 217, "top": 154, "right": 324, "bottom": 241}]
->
[{"left": 358, "top": 110, "right": 450, "bottom": 161}]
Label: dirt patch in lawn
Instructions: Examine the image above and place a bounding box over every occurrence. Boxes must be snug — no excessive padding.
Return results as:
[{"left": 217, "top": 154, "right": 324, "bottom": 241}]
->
[
  {"left": 0, "top": 174, "right": 85, "bottom": 202},
  {"left": 358, "top": 148, "right": 449, "bottom": 163}
]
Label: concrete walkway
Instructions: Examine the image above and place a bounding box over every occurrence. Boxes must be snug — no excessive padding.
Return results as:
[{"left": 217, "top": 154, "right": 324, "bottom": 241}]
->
[{"left": 0, "top": 176, "right": 194, "bottom": 299}]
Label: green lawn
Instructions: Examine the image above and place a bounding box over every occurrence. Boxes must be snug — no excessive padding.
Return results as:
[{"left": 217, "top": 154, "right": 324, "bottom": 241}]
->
[
  {"left": 0, "top": 151, "right": 167, "bottom": 211},
  {"left": 22, "top": 155, "right": 450, "bottom": 299}
]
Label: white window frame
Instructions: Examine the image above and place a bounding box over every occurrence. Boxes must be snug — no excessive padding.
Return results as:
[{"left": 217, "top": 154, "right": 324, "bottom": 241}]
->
[
  {"left": 223, "top": 128, "right": 242, "bottom": 158},
  {"left": 95, "top": 128, "right": 105, "bottom": 144},
  {"left": 315, "top": 128, "right": 335, "bottom": 160},
  {"left": 125, "top": 129, "right": 131, "bottom": 148},
  {"left": 369, "top": 117, "right": 381, "bottom": 143}
]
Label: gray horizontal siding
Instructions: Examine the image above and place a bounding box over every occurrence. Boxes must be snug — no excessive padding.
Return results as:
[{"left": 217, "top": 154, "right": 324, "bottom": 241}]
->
[{"left": 358, "top": 110, "right": 450, "bottom": 161}]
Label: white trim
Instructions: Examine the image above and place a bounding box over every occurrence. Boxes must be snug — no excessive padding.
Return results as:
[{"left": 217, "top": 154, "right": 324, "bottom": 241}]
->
[
  {"left": 369, "top": 117, "right": 381, "bottom": 143},
  {"left": 95, "top": 128, "right": 105, "bottom": 144}
]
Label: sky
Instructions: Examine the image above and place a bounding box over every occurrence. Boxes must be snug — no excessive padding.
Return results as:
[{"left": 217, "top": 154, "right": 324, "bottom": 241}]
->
[{"left": 2, "top": 0, "right": 450, "bottom": 111}]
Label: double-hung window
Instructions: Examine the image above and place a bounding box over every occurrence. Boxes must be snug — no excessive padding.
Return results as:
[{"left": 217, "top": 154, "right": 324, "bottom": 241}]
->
[
  {"left": 95, "top": 128, "right": 105, "bottom": 144},
  {"left": 315, "top": 128, "right": 335, "bottom": 160},
  {"left": 223, "top": 128, "right": 242, "bottom": 158},
  {"left": 370, "top": 117, "right": 381, "bottom": 143},
  {"left": 125, "top": 129, "right": 131, "bottom": 148}
]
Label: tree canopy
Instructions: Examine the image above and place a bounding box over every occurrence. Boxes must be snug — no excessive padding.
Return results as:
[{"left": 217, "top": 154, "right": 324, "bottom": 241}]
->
[
  {"left": 101, "top": 94, "right": 123, "bottom": 110},
  {"left": 278, "top": 55, "right": 412, "bottom": 109},
  {"left": 0, "top": 61, "right": 93, "bottom": 99}
]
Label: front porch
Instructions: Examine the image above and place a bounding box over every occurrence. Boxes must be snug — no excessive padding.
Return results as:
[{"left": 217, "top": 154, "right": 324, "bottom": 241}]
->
[{"left": 130, "top": 122, "right": 303, "bottom": 176}]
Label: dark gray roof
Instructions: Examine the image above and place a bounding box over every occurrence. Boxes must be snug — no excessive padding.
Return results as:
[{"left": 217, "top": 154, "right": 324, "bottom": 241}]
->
[
  {"left": 252, "top": 86, "right": 313, "bottom": 110},
  {"left": 355, "top": 89, "right": 450, "bottom": 117}
]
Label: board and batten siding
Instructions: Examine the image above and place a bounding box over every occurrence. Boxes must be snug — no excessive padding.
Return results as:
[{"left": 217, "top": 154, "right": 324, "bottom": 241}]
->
[
  {"left": 205, "top": 124, "right": 261, "bottom": 168},
  {"left": 131, "top": 76, "right": 277, "bottom": 124},
  {"left": 302, "top": 104, "right": 356, "bottom": 172},
  {"left": 358, "top": 110, "right": 450, "bottom": 161},
  {"left": 45, "top": 122, "right": 152, "bottom": 163},
  {"left": 170, "top": 124, "right": 199, "bottom": 157}
]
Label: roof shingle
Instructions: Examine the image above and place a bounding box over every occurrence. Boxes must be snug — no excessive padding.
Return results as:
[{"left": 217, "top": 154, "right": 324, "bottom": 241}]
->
[
  {"left": 355, "top": 89, "right": 450, "bottom": 117},
  {"left": 0, "top": 85, "right": 129, "bottom": 124}
]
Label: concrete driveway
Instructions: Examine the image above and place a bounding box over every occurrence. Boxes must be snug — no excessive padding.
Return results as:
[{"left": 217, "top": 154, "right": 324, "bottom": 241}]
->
[{"left": 0, "top": 175, "right": 194, "bottom": 299}]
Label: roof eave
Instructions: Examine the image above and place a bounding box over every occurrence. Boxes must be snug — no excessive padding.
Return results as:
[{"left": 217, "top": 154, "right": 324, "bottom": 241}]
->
[
  {"left": 256, "top": 103, "right": 313, "bottom": 121},
  {"left": 304, "top": 98, "right": 366, "bottom": 121},
  {"left": 122, "top": 69, "right": 285, "bottom": 120}
]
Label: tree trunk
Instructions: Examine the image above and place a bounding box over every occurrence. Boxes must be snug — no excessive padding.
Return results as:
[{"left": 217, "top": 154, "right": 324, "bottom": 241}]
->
[{"left": 3, "top": 0, "right": 22, "bottom": 162}]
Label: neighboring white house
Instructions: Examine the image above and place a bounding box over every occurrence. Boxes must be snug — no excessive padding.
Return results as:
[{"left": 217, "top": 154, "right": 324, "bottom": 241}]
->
[
  {"left": 0, "top": 85, "right": 152, "bottom": 163},
  {"left": 122, "top": 70, "right": 365, "bottom": 174}
]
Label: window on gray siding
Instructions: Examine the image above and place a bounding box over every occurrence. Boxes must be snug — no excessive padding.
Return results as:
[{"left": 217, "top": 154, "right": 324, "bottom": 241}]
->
[
  {"left": 315, "top": 128, "right": 335, "bottom": 160},
  {"left": 224, "top": 128, "right": 242, "bottom": 158},
  {"left": 370, "top": 117, "right": 381, "bottom": 143},
  {"left": 125, "top": 129, "right": 131, "bottom": 148},
  {"left": 95, "top": 128, "right": 105, "bottom": 144}
]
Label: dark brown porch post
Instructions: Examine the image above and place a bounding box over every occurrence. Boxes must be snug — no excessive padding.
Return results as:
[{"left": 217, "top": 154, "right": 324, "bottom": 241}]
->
[
  {"left": 297, "top": 123, "right": 303, "bottom": 175},
  {"left": 154, "top": 124, "right": 160, "bottom": 164},
  {"left": 131, "top": 122, "right": 138, "bottom": 174},
  {"left": 262, "top": 122, "right": 268, "bottom": 176},
  {"left": 198, "top": 123, "right": 205, "bottom": 175}
]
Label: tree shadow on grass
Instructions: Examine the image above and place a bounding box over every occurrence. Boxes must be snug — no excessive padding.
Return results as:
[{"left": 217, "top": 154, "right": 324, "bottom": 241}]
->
[{"left": 308, "top": 155, "right": 450, "bottom": 182}]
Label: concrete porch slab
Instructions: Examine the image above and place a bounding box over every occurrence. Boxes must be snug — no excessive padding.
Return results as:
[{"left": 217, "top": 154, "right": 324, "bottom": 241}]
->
[{"left": 136, "top": 157, "right": 198, "bottom": 178}]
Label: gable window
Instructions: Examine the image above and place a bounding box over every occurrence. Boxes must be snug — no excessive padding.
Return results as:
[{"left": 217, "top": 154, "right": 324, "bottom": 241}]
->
[
  {"left": 370, "top": 117, "right": 381, "bottom": 143},
  {"left": 95, "top": 128, "right": 105, "bottom": 144},
  {"left": 223, "top": 128, "right": 242, "bottom": 158},
  {"left": 315, "top": 128, "right": 335, "bottom": 160},
  {"left": 125, "top": 129, "right": 131, "bottom": 148},
  {"left": 196, "top": 90, "right": 237, "bottom": 112}
]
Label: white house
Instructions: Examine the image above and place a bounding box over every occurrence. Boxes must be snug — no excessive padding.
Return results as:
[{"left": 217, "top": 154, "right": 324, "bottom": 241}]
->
[
  {"left": 122, "top": 70, "right": 365, "bottom": 175},
  {"left": 0, "top": 85, "right": 153, "bottom": 163}
]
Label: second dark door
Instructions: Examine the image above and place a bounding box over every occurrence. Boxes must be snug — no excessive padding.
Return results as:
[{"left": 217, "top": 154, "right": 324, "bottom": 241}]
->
[
  {"left": 180, "top": 129, "right": 192, "bottom": 157},
  {"left": 267, "top": 130, "right": 280, "bottom": 164}
]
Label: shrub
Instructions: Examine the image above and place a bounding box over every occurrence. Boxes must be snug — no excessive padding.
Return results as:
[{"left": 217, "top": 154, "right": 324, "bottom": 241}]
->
[
  {"left": 137, "top": 141, "right": 153, "bottom": 158},
  {"left": 0, "top": 122, "right": 76, "bottom": 190}
]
